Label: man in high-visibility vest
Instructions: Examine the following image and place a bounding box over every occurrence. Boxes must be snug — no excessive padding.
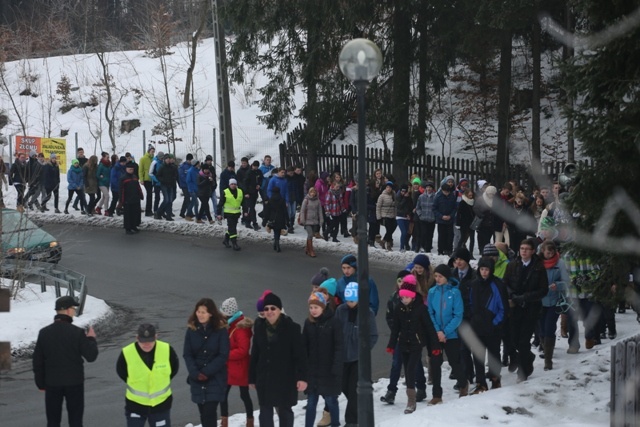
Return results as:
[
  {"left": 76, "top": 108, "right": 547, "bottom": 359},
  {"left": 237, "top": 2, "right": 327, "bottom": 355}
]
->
[
  {"left": 116, "top": 323, "right": 179, "bottom": 427},
  {"left": 217, "top": 178, "right": 245, "bottom": 251}
]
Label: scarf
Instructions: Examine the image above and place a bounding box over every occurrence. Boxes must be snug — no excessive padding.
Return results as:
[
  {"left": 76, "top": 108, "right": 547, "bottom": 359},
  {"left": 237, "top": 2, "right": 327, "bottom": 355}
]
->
[
  {"left": 462, "top": 194, "right": 474, "bottom": 206},
  {"left": 543, "top": 252, "right": 560, "bottom": 269}
]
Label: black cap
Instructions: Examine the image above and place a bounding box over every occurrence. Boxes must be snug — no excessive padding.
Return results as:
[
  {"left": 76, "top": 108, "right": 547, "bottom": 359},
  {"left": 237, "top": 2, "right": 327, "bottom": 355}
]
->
[
  {"left": 137, "top": 324, "right": 157, "bottom": 343},
  {"left": 125, "top": 161, "right": 136, "bottom": 168},
  {"left": 119, "top": 156, "right": 127, "bottom": 163},
  {"left": 228, "top": 160, "right": 235, "bottom": 167},
  {"left": 55, "top": 296, "right": 79, "bottom": 310},
  {"left": 205, "top": 155, "right": 213, "bottom": 161}
]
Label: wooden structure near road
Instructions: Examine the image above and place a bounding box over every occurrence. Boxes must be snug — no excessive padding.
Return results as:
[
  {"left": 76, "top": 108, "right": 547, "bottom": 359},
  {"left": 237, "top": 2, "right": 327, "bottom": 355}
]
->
[{"left": 611, "top": 334, "right": 640, "bottom": 426}]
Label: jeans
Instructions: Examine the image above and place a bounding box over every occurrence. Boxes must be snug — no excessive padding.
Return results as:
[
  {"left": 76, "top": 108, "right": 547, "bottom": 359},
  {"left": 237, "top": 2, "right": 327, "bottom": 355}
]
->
[
  {"left": 287, "top": 200, "right": 297, "bottom": 226},
  {"left": 153, "top": 185, "right": 162, "bottom": 212},
  {"left": 45, "top": 384, "right": 84, "bottom": 427},
  {"left": 125, "top": 409, "right": 170, "bottom": 427},
  {"left": 387, "top": 343, "right": 426, "bottom": 392},
  {"left": 397, "top": 218, "right": 410, "bottom": 249},
  {"left": 157, "top": 185, "right": 175, "bottom": 217},
  {"left": 210, "top": 191, "right": 218, "bottom": 215},
  {"left": 187, "top": 191, "right": 199, "bottom": 217},
  {"left": 539, "top": 306, "right": 560, "bottom": 338},
  {"left": 305, "top": 393, "right": 339, "bottom": 427}
]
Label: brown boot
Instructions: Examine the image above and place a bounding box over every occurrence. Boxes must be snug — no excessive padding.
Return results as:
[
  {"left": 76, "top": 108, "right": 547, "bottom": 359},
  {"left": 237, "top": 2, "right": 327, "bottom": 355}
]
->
[
  {"left": 385, "top": 240, "right": 393, "bottom": 251},
  {"left": 316, "top": 410, "right": 331, "bottom": 426},
  {"left": 304, "top": 239, "right": 309, "bottom": 255},
  {"left": 308, "top": 239, "right": 316, "bottom": 257},
  {"left": 375, "top": 234, "right": 383, "bottom": 247},
  {"left": 560, "top": 314, "right": 568, "bottom": 338},
  {"left": 544, "top": 337, "right": 555, "bottom": 371},
  {"left": 220, "top": 416, "right": 228, "bottom": 427},
  {"left": 404, "top": 388, "right": 417, "bottom": 414},
  {"left": 246, "top": 417, "right": 254, "bottom": 427}
]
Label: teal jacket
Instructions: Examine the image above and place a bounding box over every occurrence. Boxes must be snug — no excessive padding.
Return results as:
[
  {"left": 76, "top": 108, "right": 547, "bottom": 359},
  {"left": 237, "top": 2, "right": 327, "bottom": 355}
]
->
[
  {"left": 97, "top": 162, "right": 111, "bottom": 187},
  {"left": 427, "top": 279, "right": 464, "bottom": 339}
]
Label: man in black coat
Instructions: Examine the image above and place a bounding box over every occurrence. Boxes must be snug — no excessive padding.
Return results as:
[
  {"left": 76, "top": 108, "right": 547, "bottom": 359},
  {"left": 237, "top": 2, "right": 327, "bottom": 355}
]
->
[
  {"left": 502, "top": 237, "right": 549, "bottom": 382},
  {"left": 120, "top": 162, "right": 144, "bottom": 235},
  {"left": 243, "top": 161, "right": 264, "bottom": 230},
  {"left": 32, "top": 296, "right": 99, "bottom": 427},
  {"left": 155, "top": 154, "right": 179, "bottom": 221},
  {"left": 249, "top": 293, "right": 307, "bottom": 427}
]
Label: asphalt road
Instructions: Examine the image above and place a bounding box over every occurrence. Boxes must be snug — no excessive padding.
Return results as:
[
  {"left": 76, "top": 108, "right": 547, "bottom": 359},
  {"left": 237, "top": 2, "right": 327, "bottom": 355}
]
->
[{"left": 1, "top": 224, "right": 400, "bottom": 427}]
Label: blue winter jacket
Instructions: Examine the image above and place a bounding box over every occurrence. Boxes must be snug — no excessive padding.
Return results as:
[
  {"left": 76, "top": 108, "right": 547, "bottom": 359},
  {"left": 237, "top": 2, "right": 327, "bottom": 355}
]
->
[
  {"left": 110, "top": 163, "right": 125, "bottom": 192},
  {"left": 433, "top": 190, "right": 457, "bottom": 224},
  {"left": 428, "top": 279, "right": 464, "bottom": 339},
  {"left": 186, "top": 165, "right": 199, "bottom": 193},
  {"left": 541, "top": 258, "right": 570, "bottom": 307},
  {"left": 336, "top": 275, "right": 380, "bottom": 315},
  {"left": 267, "top": 175, "right": 288, "bottom": 200},
  {"left": 96, "top": 162, "right": 110, "bottom": 187},
  {"left": 183, "top": 323, "right": 229, "bottom": 404},
  {"left": 178, "top": 161, "right": 191, "bottom": 189},
  {"left": 66, "top": 165, "right": 84, "bottom": 190},
  {"left": 259, "top": 163, "right": 275, "bottom": 188}
]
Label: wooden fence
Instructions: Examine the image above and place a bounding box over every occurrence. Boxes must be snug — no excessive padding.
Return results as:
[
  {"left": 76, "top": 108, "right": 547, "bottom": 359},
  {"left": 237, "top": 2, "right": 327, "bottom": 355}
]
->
[
  {"left": 611, "top": 334, "right": 640, "bottom": 426},
  {"left": 280, "top": 142, "right": 591, "bottom": 190},
  {"left": 0, "top": 288, "right": 9, "bottom": 370}
]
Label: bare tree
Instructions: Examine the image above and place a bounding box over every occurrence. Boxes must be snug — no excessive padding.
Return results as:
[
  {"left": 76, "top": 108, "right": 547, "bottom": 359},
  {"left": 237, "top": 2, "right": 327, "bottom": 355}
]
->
[{"left": 182, "top": 0, "right": 209, "bottom": 109}]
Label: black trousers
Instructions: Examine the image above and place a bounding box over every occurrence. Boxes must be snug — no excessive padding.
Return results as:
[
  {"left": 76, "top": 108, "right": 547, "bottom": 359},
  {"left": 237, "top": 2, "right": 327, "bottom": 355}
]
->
[
  {"left": 477, "top": 227, "right": 493, "bottom": 254},
  {"left": 123, "top": 203, "right": 141, "bottom": 231},
  {"left": 143, "top": 181, "right": 153, "bottom": 214},
  {"left": 246, "top": 194, "right": 258, "bottom": 224},
  {"left": 259, "top": 405, "right": 293, "bottom": 427},
  {"left": 430, "top": 338, "right": 466, "bottom": 398},
  {"left": 472, "top": 333, "right": 502, "bottom": 387},
  {"left": 419, "top": 220, "right": 435, "bottom": 252},
  {"left": 401, "top": 350, "right": 422, "bottom": 390},
  {"left": 197, "top": 401, "right": 219, "bottom": 427},
  {"left": 225, "top": 213, "right": 240, "bottom": 240},
  {"left": 437, "top": 223, "right": 454, "bottom": 255},
  {"left": 179, "top": 187, "right": 190, "bottom": 216},
  {"left": 220, "top": 385, "right": 254, "bottom": 417},
  {"left": 42, "top": 187, "right": 59, "bottom": 209},
  {"left": 45, "top": 383, "right": 84, "bottom": 427},
  {"left": 108, "top": 190, "right": 119, "bottom": 214},
  {"left": 342, "top": 360, "right": 358, "bottom": 424},
  {"left": 509, "top": 305, "right": 539, "bottom": 379},
  {"left": 198, "top": 195, "right": 212, "bottom": 221}
]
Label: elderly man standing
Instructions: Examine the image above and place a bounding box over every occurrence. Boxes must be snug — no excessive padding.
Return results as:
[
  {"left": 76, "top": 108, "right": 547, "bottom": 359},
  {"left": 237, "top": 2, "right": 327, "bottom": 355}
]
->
[
  {"left": 116, "top": 324, "right": 180, "bottom": 427},
  {"left": 32, "top": 296, "right": 99, "bottom": 427}
]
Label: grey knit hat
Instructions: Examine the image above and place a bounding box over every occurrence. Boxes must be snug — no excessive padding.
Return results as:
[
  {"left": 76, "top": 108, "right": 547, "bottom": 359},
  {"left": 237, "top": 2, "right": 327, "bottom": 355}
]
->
[
  {"left": 220, "top": 297, "right": 239, "bottom": 317},
  {"left": 311, "top": 267, "right": 330, "bottom": 286}
]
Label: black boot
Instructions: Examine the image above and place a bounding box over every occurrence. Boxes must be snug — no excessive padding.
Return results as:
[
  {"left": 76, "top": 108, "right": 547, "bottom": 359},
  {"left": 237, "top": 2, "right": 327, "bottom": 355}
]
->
[
  {"left": 231, "top": 239, "right": 241, "bottom": 251},
  {"left": 380, "top": 389, "right": 396, "bottom": 404},
  {"left": 222, "top": 234, "right": 231, "bottom": 248}
]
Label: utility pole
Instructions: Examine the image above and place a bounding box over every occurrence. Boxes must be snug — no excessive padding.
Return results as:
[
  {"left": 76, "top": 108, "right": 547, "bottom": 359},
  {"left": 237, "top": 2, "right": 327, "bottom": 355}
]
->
[{"left": 211, "top": 0, "right": 235, "bottom": 166}]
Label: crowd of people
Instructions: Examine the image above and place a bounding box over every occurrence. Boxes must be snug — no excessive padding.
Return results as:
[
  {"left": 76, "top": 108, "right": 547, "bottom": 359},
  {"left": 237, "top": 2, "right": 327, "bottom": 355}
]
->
[{"left": 32, "top": 238, "right": 637, "bottom": 426}]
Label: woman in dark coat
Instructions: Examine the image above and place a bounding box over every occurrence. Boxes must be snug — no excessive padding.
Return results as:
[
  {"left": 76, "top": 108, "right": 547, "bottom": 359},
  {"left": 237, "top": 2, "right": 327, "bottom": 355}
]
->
[
  {"left": 119, "top": 162, "right": 143, "bottom": 234},
  {"left": 196, "top": 164, "right": 215, "bottom": 223},
  {"left": 262, "top": 186, "right": 288, "bottom": 252},
  {"left": 456, "top": 188, "right": 475, "bottom": 252},
  {"left": 183, "top": 298, "right": 230, "bottom": 427},
  {"left": 303, "top": 292, "right": 343, "bottom": 427},
  {"left": 249, "top": 292, "right": 307, "bottom": 427}
]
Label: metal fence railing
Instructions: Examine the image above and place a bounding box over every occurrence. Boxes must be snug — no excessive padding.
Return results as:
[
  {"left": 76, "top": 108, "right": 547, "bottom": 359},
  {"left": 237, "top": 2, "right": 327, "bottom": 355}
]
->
[
  {"left": 611, "top": 333, "right": 640, "bottom": 426},
  {"left": 0, "top": 260, "right": 88, "bottom": 316}
]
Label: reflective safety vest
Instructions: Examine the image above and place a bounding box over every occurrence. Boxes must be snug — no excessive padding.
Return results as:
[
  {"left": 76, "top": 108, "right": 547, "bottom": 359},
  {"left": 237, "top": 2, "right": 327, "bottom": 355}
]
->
[
  {"left": 123, "top": 340, "right": 172, "bottom": 407},
  {"left": 223, "top": 188, "right": 243, "bottom": 214}
]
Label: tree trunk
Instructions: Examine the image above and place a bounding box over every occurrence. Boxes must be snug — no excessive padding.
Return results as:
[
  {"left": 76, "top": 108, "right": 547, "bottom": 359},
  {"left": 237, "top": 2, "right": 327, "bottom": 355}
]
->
[
  {"left": 183, "top": 0, "right": 209, "bottom": 109},
  {"left": 415, "top": 1, "right": 429, "bottom": 155},
  {"left": 563, "top": 3, "right": 575, "bottom": 162},
  {"left": 531, "top": 0, "right": 542, "bottom": 178},
  {"left": 96, "top": 52, "right": 116, "bottom": 153},
  {"left": 391, "top": 4, "right": 412, "bottom": 185},
  {"left": 496, "top": 29, "right": 512, "bottom": 184}
]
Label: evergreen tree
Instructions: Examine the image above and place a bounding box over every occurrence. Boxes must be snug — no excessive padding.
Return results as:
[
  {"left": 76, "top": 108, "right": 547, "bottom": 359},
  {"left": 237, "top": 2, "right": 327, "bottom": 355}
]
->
[{"left": 561, "top": 0, "right": 640, "bottom": 297}]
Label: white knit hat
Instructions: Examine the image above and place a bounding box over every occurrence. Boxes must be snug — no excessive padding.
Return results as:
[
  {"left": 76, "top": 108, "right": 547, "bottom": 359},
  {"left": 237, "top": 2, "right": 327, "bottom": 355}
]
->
[{"left": 220, "top": 297, "right": 239, "bottom": 317}]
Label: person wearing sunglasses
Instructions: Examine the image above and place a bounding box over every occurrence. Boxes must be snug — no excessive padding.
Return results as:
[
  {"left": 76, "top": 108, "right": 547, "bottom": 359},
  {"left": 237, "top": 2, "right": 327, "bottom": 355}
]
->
[{"left": 249, "top": 293, "right": 307, "bottom": 427}]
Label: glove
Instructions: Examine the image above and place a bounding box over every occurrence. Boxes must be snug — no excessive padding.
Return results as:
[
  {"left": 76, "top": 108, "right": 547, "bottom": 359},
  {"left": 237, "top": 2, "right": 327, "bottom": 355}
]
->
[
  {"left": 511, "top": 295, "right": 525, "bottom": 305},
  {"left": 431, "top": 349, "right": 442, "bottom": 357},
  {"left": 197, "top": 372, "right": 208, "bottom": 382},
  {"left": 386, "top": 347, "right": 394, "bottom": 355}
]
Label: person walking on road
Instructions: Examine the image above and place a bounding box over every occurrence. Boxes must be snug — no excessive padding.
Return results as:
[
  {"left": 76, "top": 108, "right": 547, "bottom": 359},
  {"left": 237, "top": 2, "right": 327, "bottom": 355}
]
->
[
  {"left": 32, "top": 296, "right": 99, "bottom": 427},
  {"left": 217, "top": 178, "right": 245, "bottom": 251},
  {"left": 116, "top": 324, "right": 179, "bottom": 427}
]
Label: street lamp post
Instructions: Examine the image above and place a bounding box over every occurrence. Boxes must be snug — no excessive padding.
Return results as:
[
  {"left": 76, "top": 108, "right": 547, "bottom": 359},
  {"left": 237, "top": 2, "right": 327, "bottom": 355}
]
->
[{"left": 339, "top": 38, "right": 383, "bottom": 427}]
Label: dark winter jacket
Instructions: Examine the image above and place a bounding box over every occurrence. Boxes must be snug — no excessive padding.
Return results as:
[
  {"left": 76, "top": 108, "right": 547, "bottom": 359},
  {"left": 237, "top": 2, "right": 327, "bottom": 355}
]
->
[
  {"left": 245, "top": 168, "right": 264, "bottom": 196},
  {"left": 388, "top": 297, "right": 439, "bottom": 353},
  {"left": 9, "top": 159, "right": 28, "bottom": 185},
  {"left": 42, "top": 162, "right": 60, "bottom": 192},
  {"left": 303, "top": 310, "right": 344, "bottom": 396},
  {"left": 467, "top": 274, "right": 507, "bottom": 337},
  {"left": 183, "top": 322, "right": 230, "bottom": 404},
  {"left": 236, "top": 165, "right": 250, "bottom": 193},
  {"left": 197, "top": 171, "right": 214, "bottom": 199},
  {"left": 502, "top": 254, "right": 549, "bottom": 309},
  {"left": 456, "top": 197, "right": 475, "bottom": 230},
  {"left": 385, "top": 290, "right": 401, "bottom": 331},
  {"left": 219, "top": 168, "right": 237, "bottom": 193},
  {"left": 396, "top": 192, "right": 414, "bottom": 218},
  {"left": 28, "top": 157, "right": 42, "bottom": 185},
  {"left": 156, "top": 161, "right": 178, "bottom": 187},
  {"left": 285, "top": 174, "right": 298, "bottom": 203},
  {"left": 66, "top": 165, "right": 84, "bottom": 190},
  {"left": 32, "top": 314, "right": 98, "bottom": 389},
  {"left": 262, "top": 191, "right": 288, "bottom": 229},
  {"left": 119, "top": 172, "right": 144, "bottom": 204},
  {"left": 82, "top": 164, "right": 98, "bottom": 194},
  {"left": 452, "top": 267, "right": 477, "bottom": 321},
  {"left": 335, "top": 303, "right": 378, "bottom": 363},
  {"left": 249, "top": 314, "right": 307, "bottom": 407},
  {"left": 433, "top": 190, "right": 457, "bottom": 224},
  {"left": 227, "top": 315, "right": 253, "bottom": 386},
  {"left": 292, "top": 172, "right": 306, "bottom": 204},
  {"left": 473, "top": 195, "right": 494, "bottom": 231}
]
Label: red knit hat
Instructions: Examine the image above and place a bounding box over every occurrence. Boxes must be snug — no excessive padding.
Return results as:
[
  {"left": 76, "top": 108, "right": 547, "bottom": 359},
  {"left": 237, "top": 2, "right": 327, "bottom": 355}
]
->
[{"left": 399, "top": 275, "right": 417, "bottom": 298}]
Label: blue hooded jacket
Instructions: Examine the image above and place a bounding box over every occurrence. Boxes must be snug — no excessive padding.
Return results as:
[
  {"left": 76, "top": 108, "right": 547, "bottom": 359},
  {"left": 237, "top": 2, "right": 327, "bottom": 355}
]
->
[
  {"left": 110, "top": 163, "right": 125, "bottom": 192},
  {"left": 178, "top": 161, "right": 191, "bottom": 189},
  {"left": 427, "top": 278, "right": 464, "bottom": 339},
  {"left": 186, "top": 165, "right": 199, "bottom": 193},
  {"left": 66, "top": 165, "right": 84, "bottom": 190},
  {"left": 267, "top": 175, "right": 288, "bottom": 201}
]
